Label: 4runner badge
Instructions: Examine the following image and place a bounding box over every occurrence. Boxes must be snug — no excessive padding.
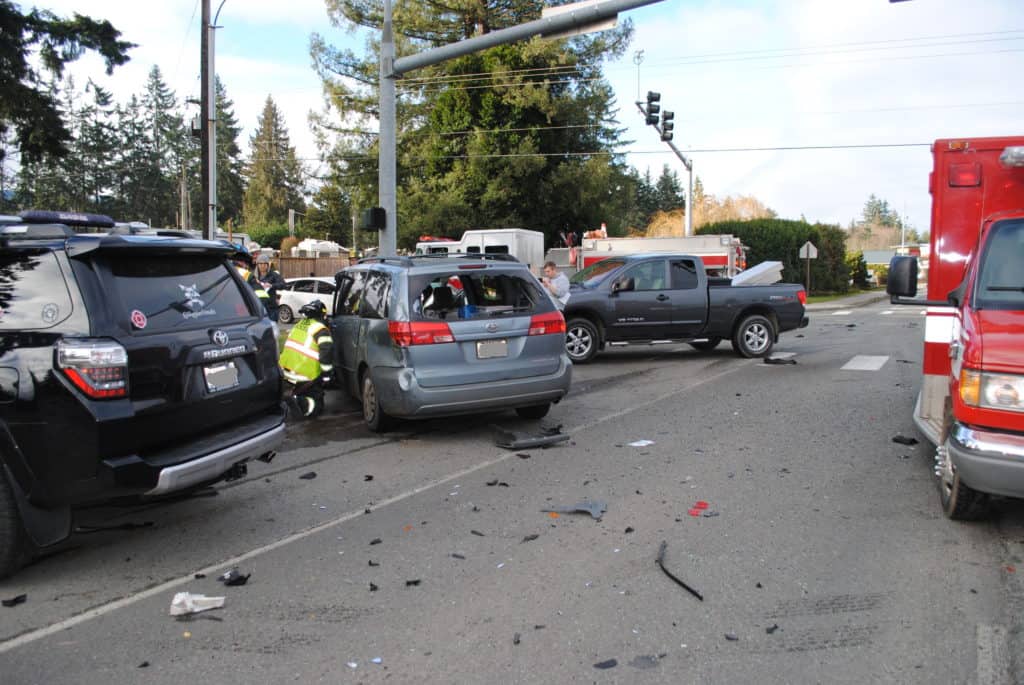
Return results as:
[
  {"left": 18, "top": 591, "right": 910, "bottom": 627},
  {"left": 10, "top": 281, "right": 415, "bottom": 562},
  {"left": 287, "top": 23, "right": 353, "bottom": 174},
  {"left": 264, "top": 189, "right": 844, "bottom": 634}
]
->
[{"left": 211, "top": 330, "right": 229, "bottom": 346}]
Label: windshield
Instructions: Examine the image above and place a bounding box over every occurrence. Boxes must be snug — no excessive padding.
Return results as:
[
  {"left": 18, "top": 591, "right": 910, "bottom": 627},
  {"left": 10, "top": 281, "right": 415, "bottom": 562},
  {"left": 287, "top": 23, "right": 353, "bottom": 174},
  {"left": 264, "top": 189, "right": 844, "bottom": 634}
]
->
[
  {"left": 569, "top": 259, "right": 625, "bottom": 288},
  {"left": 975, "top": 219, "right": 1024, "bottom": 311}
]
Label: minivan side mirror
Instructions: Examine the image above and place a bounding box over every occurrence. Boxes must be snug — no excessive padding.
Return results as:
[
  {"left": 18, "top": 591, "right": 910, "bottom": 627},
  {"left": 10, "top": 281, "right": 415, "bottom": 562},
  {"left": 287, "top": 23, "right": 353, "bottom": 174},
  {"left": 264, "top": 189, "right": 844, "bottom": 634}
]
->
[
  {"left": 887, "top": 256, "right": 918, "bottom": 298},
  {"left": 612, "top": 277, "right": 635, "bottom": 294}
]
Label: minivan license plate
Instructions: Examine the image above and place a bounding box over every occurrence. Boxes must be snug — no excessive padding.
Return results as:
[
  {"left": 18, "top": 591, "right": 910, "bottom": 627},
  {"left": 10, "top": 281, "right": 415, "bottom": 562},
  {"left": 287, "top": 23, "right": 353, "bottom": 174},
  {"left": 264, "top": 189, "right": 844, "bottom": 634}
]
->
[
  {"left": 204, "top": 361, "right": 239, "bottom": 392},
  {"left": 476, "top": 339, "right": 508, "bottom": 359}
]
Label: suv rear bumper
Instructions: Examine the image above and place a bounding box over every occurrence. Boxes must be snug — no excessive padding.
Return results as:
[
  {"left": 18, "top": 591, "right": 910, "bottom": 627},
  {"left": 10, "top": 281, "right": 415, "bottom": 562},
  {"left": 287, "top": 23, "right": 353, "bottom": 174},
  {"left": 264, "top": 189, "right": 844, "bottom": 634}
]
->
[
  {"left": 376, "top": 357, "right": 572, "bottom": 418},
  {"left": 949, "top": 422, "right": 1024, "bottom": 497}
]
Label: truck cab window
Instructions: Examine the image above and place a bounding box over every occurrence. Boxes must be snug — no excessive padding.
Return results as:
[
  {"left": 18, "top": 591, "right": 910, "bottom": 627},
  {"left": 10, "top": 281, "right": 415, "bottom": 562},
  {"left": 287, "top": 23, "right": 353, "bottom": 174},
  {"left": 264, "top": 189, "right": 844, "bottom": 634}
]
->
[{"left": 670, "top": 260, "right": 699, "bottom": 289}]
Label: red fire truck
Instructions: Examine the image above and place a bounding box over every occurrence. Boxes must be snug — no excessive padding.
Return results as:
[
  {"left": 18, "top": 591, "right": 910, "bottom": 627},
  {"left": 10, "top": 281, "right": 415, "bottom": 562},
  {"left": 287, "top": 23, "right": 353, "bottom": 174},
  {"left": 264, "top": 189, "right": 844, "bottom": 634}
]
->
[
  {"left": 888, "top": 136, "right": 1024, "bottom": 519},
  {"left": 545, "top": 234, "right": 747, "bottom": 277}
]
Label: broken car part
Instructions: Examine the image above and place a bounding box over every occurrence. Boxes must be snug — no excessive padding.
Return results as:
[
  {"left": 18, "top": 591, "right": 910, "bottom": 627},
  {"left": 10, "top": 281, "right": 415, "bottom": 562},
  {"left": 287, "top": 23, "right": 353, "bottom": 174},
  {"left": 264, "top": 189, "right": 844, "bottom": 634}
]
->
[{"left": 655, "top": 541, "right": 704, "bottom": 601}]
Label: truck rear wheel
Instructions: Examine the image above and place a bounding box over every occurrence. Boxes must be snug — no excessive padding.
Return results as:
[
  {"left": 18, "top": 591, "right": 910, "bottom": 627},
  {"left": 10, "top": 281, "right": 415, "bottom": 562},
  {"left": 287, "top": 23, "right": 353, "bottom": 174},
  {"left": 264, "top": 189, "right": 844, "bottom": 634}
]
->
[
  {"left": 732, "top": 315, "right": 775, "bottom": 358},
  {"left": 566, "top": 318, "right": 599, "bottom": 363}
]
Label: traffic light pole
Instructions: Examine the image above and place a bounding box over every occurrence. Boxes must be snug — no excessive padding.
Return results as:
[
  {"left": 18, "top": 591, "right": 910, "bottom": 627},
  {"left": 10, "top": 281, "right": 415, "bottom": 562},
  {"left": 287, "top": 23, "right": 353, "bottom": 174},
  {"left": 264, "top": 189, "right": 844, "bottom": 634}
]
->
[{"left": 636, "top": 101, "right": 693, "bottom": 237}]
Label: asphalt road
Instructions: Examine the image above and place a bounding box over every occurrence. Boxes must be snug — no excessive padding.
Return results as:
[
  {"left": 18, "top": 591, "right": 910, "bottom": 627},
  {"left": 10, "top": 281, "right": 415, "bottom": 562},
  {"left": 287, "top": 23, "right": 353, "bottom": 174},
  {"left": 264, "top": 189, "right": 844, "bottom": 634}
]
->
[{"left": 3, "top": 300, "right": 1024, "bottom": 683}]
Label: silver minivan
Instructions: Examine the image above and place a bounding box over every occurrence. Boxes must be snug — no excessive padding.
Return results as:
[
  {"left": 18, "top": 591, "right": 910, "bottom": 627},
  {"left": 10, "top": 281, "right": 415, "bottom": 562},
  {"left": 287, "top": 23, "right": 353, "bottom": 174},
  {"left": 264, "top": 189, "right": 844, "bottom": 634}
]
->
[{"left": 330, "top": 255, "right": 572, "bottom": 431}]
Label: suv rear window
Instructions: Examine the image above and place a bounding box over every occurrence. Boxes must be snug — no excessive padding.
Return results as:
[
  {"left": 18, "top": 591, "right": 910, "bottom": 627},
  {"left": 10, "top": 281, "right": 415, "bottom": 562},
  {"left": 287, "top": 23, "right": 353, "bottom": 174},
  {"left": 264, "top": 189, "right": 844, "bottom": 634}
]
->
[
  {"left": 410, "top": 270, "right": 546, "bottom": 321},
  {"left": 103, "top": 255, "right": 252, "bottom": 331},
  {"left": 0, "top": 249, "right": 75, "bottom": 331}
]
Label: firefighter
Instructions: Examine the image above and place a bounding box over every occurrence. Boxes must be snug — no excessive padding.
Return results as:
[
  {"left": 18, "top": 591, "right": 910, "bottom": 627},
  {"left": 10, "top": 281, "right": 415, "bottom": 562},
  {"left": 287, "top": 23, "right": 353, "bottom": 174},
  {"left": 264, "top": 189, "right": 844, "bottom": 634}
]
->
[
  {"left": 251, "top": 254, "right": 284, "bottom": 321},
  {"left": 279, "top": 299, "right": 334, "bottom": 418},
  {"left": 230, "top": 246, "right": 272, "bottom": 316}
]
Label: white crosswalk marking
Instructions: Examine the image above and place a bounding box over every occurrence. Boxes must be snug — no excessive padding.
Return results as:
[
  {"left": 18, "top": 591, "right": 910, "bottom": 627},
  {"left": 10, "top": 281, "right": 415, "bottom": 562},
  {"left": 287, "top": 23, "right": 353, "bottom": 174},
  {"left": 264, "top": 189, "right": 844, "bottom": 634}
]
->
[
  {"left": 881, "top": 310, "right": 893, "bottom": 315},
  {"left": 842, "top": 355, "right": 890, "bottom": 371},
  {"left": 832, "top": 310, "right": 852, "bottom": 316}
]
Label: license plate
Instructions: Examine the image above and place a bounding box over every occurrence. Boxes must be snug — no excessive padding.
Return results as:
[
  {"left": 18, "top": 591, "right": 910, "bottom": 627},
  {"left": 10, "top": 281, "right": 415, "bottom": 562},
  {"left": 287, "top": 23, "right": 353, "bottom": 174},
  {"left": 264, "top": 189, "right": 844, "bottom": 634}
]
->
[
  {"left": 476, "top": 339, "right": 508, "bottom": 359},
  {"left": 204, "top": 361, "right": 239, "bottom": 392}
]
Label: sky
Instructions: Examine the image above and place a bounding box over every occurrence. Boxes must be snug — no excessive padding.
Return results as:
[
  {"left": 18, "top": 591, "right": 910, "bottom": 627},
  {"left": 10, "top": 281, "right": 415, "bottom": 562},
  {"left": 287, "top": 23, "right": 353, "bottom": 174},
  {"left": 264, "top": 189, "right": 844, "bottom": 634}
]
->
[{"left": 27, "top": 0, "right": 1024, "bottom": 234}]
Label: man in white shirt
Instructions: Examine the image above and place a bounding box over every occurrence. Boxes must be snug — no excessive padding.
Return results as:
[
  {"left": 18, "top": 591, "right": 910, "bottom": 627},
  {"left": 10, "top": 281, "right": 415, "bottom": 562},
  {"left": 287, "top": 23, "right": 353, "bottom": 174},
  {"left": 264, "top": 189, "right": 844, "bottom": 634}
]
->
[{"left": 540, "top": 261, "right": 570, "bottom": 309}]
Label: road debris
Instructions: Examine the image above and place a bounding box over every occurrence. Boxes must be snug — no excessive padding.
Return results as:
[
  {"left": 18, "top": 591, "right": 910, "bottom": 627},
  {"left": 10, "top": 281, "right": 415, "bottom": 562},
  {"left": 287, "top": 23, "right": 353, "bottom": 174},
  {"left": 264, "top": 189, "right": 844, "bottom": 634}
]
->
[
  {"left": 521, "top": 534, "right": 539, "bottom": 543},
  {"left": 493, "top": 424, "right": 570, "bottom": 450},
  {"left": 764, "top": 357, "right": 797, "bottom": 365},
  {"left": 169, "top": 592, "right": 224, "bottom": 616},
  {"left": 725, "top": 632, "right": 739, "bottom": 641},
  {"left": 767, "top": 623, "right": 780, "bottom": 634},
  {"left": 625, "top": 527, "right": 635, "bottom": 534},
  {"left": 364, "top": 475, "right": 374, "bottom": 481},
  {"left": 541, "top": 499, "right": 606, "bottom": 520},
  {"left": 629, "top": 654, "right": 663, "bottom": 670},
  {"left": 513, "top": 632, "right": 521, "bottom": 645},
  {"left": 138, "top": 661, "right": 150, "bottom": 668},
  {"left": 628, "top": 439, "right": 655, "bottom": 447},
  {"left": 347, "top": 662, "right": 358, "bottom": 669},
  {"left": 703, "top": 511, "right": 720, "bottom": 518},
  {"left": 892, "top": 435, "right": 919, "bottom": 446},
  {"left": 369, "top": 583, "right": 379, "bottom": 592},
  {"left": 655, "top": 541, "right": 704, "bottom": 602},
  {"left": 405, "top": 579, "right": 421, "bottom": 587},
  {"left": 451, "top": 553, "right": 466, "bottom": 560},
  {"left": 471, "top": 529, "right": 485, "bottom": 537},
  {"left": 299, "top": 471, "right": 317, "bottom": 480},
  {"left": 370, "top": 538, "right": 382, "bottom": 545},
  {"left": 218, "top": 568, "right": 250, "bottom": 586},
  {"left": 516, "top": 453, "right": 531, "bottom": 459},
  {"left": 368, "top": 560, "right": 379, "bottom": 567},
  {"left": 371, "top": 657, "right": 383, "bottom": 665},
  {"left": 2, "top": 594, "right": 27, "bottom": 608},
  {"left": 594, "top": 659, "right": 618, "bottom": 670}
]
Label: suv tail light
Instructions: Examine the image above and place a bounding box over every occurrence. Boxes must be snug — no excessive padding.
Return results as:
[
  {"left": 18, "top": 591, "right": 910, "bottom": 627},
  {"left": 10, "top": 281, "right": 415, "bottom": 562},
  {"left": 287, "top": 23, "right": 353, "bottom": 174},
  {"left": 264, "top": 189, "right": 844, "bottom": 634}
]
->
[
  {"left": 388, "top": 321, "right": 455, "bottom": 346},
  {"left": 57, "top": 339, "right": 129, "bottom": 399},
  {"left": 528, "top": 311, "right": 567, "bottom": 336},
  {"left": 797, "top": 289, "right": 807, "bottom": 305}
]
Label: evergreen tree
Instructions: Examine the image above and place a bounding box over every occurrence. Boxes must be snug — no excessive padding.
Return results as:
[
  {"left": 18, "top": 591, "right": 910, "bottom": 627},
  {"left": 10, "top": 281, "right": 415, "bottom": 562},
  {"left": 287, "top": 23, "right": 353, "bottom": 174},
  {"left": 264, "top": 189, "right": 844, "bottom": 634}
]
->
[
  {"left": 137, "top": 66, "right": 184, "bottom": 226},
  {"left": 76, "top": 81, "right": 118, "bottom": 211},
  {"left": 242, "top": 96, "right": 306, "bottom": 229},
  {"left": 653, "top": 164, "right": 685, "bottom": 213},
  {"left": 113, "top": 93, "right": 153, "bottom": 221},
  {"left": 214, "top": 78, "right": 245, "bottom": 227},
  {"left": 0, "top": 1, "right": 133, "bottom": 163}
]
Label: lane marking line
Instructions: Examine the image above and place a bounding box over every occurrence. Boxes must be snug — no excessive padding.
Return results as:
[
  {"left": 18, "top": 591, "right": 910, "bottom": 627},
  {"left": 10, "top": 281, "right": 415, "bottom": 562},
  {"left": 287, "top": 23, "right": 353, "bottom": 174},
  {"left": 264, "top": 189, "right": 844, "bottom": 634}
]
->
[
  {"left": 841, "top": 355, "right": 889, "bottom": 371},
  {"left": 831, "top": 310, "right": 852, "bottom": 316},
  {"left": 881, "top": 310, "right": 893, "bottom": 315},
  {"left": 0, "top": 361, "right": 749, "bottom": 654}
]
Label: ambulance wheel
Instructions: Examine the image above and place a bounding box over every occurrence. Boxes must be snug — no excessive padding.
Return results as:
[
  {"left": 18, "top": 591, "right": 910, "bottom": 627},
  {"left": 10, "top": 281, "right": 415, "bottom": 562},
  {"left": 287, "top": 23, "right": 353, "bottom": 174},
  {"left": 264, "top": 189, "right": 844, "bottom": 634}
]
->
[
  {"left": 362, "top": 373, "right": 394, "bottom": 433},
  {"left": 937, "top": 402, "right": 989, "bottom": 520},
  {"left": 277, "top": 305, "right": 294, "bottom": 324},
  {"left": 732, "top": 315, "right": 775, "bottom": 358}
]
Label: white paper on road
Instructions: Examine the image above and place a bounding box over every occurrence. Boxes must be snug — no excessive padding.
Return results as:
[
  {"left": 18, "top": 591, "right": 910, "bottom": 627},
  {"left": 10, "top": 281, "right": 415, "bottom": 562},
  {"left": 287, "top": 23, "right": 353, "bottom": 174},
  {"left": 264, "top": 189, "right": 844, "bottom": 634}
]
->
[
  {"left": 628, "top": 439, "right": 655, "bottom": 447},
  {"left": 169, "top": 592, "right": 225, "bottom": 616},
  {"left": 841, "top": 355, "right": 890, "bottom": 371}
]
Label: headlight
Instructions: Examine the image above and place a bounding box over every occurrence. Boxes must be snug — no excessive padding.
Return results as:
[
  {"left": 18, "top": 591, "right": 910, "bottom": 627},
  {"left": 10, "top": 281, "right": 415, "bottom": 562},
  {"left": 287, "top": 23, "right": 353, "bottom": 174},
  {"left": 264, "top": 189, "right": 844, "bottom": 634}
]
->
[{"left": 960, "top": 369, "right": 1024, "bottom": 412}]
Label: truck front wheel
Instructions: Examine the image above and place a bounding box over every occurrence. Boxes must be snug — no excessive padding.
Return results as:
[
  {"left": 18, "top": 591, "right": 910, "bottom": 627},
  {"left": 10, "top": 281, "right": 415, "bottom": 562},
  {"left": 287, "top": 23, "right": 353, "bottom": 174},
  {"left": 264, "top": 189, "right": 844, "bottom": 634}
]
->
[
  {"left": 732, "top": 315, "right": 775, "bottom": 358},
  {"left": 937, "top": 444, "right": 990, "bottom": 520},
  {"left": 566, "top": 319, "right": 599, "bottom": 363}
]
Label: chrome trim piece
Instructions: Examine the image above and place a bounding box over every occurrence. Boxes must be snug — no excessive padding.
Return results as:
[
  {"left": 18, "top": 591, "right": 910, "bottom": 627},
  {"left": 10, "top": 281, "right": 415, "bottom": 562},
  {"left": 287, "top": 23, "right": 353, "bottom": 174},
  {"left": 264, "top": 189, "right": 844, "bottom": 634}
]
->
[{"left": 951, "top": 423, "right": 1024, "bottom": 460}]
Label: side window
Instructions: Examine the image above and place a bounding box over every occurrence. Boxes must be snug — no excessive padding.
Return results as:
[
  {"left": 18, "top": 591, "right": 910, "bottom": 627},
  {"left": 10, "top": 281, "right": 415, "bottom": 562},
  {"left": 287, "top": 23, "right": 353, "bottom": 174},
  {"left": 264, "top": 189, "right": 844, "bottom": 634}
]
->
[
  {"left": 466, "top": 246, "right": 481, "bottom": 254},
  {"left": 484, "top": 245, "right": 509, "bottom": 254},
  {"left": 0, "top": 249, "right": 74, "bottom": 331},
  {"left": 316, "top": 280, "right": 336, "bottom": 295},
  {"left": 339, "top": 271, "right": 366, "bottom": 316},
  {"left": 359, "top": 271, "right": 391, "bottom": 319},
  {"left": 670, "top": 260, "right": 698, "bottom": 290},
  {"left": 293, "top": 280, "right": 316, "bottom": 293},
  {"left": 622, "top": 261, "right": 667, "bottom": 291}
]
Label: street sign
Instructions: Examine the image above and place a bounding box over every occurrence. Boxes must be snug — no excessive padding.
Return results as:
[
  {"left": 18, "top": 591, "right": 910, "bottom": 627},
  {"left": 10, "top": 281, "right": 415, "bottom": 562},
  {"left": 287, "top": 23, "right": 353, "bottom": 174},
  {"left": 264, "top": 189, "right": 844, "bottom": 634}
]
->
[{"left": 799, "top": 241, "right": 818, "bottom": 259}]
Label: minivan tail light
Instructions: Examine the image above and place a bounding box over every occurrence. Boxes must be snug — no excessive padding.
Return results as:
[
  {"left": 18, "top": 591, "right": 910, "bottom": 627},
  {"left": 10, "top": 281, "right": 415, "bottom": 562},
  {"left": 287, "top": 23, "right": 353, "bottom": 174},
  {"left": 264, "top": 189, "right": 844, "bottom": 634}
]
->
[
  {"left": 388, "top": 321, "right": 455, "bottom": 346},
  {"left": 57, "top": 339, "right": 128, "bottom": 398},
  {"left": 797, "top": 289, "right": 807, "bottom": 305},
  {"left": 528, "top": 311, "right": 567, "bottom": 336}
]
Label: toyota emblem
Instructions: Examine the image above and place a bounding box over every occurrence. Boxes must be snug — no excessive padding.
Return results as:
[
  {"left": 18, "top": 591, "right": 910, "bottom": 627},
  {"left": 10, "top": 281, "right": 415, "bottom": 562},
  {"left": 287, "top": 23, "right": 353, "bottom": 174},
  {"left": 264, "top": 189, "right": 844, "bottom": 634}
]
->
[
  {"left": 486, "top": 322, "right": 499, "bottom": 333},
  {"left": 211, "top": 330, "right": 229, "bottom": 346}
]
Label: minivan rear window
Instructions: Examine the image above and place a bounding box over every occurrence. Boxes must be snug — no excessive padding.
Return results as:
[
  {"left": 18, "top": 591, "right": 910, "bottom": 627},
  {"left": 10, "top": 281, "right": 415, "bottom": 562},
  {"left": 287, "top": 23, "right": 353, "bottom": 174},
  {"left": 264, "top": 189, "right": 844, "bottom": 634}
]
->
[
  {"left": 104, "top": 255, "right": 252, "bottom": 331},
  {"left": 410, "top": 271, "right": 546, "bottom": 321}
]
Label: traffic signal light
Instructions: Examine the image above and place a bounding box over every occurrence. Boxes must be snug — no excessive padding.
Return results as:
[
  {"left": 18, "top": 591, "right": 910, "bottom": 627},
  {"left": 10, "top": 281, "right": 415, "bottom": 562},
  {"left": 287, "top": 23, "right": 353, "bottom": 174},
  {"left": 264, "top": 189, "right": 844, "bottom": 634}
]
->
[
  {"left": 660, "top": 110, "right": 674, "bottom": 142},
  {"left": 645, "top": 91, "right": 660, "bottom": 125}
]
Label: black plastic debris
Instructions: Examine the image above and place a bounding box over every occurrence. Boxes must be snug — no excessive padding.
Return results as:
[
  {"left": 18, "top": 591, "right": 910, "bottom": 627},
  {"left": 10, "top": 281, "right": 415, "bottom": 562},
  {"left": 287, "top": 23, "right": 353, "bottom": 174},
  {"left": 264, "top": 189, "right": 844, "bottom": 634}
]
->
[
  {"left": 451, "top": 553, "right": 466, "bottom": 560},
  {"left": 846, "top": 324, "right": 857, "bottom": 328},
  {"left": 764, "top": 357, "right": 797, "bottom": 365},
  {"left": 629, "top": 655, "right": 661, "bottom": 670},
  {"left": 766, "top": 624, "right": 780, "bottom": 634},
  {"left": 625, "top": 527, "right": 635, "bottom": 534},
  {"left": 194, "top": 573, "right": 206, "bottom": 579},
  {"left": 364, "top": 507, "right": 372, "bottom": 514},
  {"left": 513, "top": 632, "right": 521, "bottom": 645},
  {"left": 369, "top": 583, "right": 379, "bottom": 592},
  {"left": 892, "top": 435, "right": 919, "bottom": 446},
  {"left": 76, "top": 521, "right": 154, "bottom": 534},
  {"left": 405, "top": 579, "right": 421, "bottom": 587},
  {"left": 2, "top": 594, "right": 27, "bottom": 608},
  {"left": 534, "top": 625, "right": 546, "bottom": 630},
  {"left": 364, "top": 475, "right": 374, "bottom": 482},
  {"left": 138, "top": 661, "right": 150, "bottom": 668},
  {"left": 493, "top": 424, "right": 570, "bottom": 450},
  {"left": 756, "top": 582, "right": 763, "bottom": 589},
  {"left": 370, "top": 538, "right": 383, "bottom": 545},
  {"left": 541, "top": 424, "right": 563, "bottom": 436},
  {"left": 218, "top": 568, "right": 250, "bottom": 586},
  {"left": 299, "top": 472, "right": 317, "bottom": 480},
  {"left": 541, "top": 499, "right": 607, "bottom": 521},
  {"left": 594, "top": 659, "right": 618, "bottom": 670},
  {"left": 725, "top": 633, "right": 739, "bottom": 641},
  {"left": 655, "top": 541, "right": 703, "bottom": 601},
  {"left": 486, "top": 479, "right": 498, "bottom": 486},
  {"left": 498, "top": 482, "right": 510, "bottom": 487},
  {"left": 896, "top": 359, "right": 915, "bottom": 364},
  {"left": 516, "top": 453, "right": 531, "bottom": 460},
  {"left": 521, "top": 534, "right": 539, "bottom": 543},
  {"left": 471, "top": 530, "right": 485, "bottom": 537},
  {"left": 368, "top": 560, "right": 380, "bottom": 567}
]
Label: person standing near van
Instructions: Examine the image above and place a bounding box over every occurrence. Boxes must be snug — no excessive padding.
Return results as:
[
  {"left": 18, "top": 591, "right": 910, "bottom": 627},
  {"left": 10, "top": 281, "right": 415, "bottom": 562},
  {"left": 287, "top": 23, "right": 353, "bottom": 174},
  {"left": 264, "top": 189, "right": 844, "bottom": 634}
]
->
[
  {"left": 252, "top": 254, "right": 285, "bottom": 321},
  {"left": 540, "top": 261, "right": 570, "bottom": 309}
]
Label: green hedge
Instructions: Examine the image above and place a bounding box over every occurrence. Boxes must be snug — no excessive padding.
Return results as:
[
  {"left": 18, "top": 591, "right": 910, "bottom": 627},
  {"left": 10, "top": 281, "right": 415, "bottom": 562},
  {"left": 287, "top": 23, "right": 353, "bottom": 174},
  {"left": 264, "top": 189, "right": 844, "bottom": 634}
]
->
[{"left": 698, "top": 218, "right": 850, "bottom": 293}]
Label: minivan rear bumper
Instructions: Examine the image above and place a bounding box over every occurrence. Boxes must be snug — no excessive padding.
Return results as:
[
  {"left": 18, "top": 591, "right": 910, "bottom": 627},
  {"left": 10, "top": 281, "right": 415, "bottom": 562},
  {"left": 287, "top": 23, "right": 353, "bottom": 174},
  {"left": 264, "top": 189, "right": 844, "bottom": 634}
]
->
[{"left": 375, "top": 356, "right": 572, "bottom": 418}]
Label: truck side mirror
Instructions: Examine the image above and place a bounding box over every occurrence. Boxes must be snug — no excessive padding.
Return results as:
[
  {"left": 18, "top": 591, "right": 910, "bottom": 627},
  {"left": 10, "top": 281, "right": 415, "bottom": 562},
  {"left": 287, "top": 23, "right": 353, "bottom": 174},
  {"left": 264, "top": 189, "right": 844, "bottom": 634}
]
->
[
  {"left": 887, "top": 256, "right": 918, "bottom": 299},
  {"left": 612, "top": 277, "right": 635, "bottom": 294}
]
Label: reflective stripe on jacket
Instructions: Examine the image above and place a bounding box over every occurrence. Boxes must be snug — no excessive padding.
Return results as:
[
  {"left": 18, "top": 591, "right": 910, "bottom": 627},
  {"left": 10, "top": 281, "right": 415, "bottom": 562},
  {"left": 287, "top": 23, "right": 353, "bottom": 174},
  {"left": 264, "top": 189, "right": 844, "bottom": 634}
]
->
[{"left": 280, "top": 319, "right": 332, "bottom": 382}]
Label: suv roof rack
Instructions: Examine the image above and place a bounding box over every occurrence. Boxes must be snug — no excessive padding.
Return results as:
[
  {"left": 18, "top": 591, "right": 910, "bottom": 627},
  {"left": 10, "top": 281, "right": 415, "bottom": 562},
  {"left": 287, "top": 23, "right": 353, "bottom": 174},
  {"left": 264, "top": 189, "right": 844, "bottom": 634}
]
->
[
  {"left": 357, "top": 256, "right": 415, "bottom": 266},
  {"left": 0, "top": 223, "right": 75, "bottom": 242},
  {"left": 19, "top": 210, "right": 115, "bottom": 228}
]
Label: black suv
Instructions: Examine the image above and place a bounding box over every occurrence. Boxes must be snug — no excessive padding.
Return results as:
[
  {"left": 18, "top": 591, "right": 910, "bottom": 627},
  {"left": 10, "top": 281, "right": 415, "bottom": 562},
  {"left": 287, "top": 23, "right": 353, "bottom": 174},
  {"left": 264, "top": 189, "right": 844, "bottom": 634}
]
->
[{"left": 0, "top": 212, "right": 285, "bottom": 577}]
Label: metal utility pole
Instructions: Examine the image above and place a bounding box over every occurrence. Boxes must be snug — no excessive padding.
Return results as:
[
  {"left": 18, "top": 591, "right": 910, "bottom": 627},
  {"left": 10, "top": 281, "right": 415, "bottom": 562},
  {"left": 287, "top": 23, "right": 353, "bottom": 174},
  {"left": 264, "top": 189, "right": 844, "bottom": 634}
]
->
[
  {"left": 200, "top": 0, "right": 211, "bottom": 238},
  {"left": 636, "top": 99, "right": 693, "bottom": 236},
  {"left": 377, "top": 0, "right": 664, "bottom": 256}
]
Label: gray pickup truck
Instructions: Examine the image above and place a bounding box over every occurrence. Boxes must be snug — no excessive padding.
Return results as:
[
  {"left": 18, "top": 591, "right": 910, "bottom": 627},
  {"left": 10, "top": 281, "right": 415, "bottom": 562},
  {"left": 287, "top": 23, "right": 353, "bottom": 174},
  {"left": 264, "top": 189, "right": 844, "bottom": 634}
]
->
[{"left": 561, "top": 253, "right": 808, "bottom": 362}]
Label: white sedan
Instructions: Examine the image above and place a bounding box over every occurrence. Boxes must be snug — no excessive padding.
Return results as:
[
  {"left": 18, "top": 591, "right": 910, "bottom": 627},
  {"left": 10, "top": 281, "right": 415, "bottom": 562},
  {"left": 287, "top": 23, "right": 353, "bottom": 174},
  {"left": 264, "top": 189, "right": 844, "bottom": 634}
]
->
[{"left": 277, "top": 277, "right": 337, "bottom": 323}]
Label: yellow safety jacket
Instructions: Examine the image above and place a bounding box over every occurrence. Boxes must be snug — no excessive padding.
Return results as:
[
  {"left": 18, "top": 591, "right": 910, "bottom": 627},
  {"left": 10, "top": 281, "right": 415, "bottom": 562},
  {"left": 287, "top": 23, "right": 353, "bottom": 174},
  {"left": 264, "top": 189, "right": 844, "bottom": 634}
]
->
[{"left": 280, "top": 319, "right": 333, "bottom": 383}]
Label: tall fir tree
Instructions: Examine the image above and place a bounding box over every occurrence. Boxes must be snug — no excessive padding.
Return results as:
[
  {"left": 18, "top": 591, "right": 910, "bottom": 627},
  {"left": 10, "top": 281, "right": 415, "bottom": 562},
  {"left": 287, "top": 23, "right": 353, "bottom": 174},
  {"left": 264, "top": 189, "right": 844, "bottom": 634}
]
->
[
  {"left": 214, "top": 78, "right": 245, "bottom": 227},
  {"left": 242, "top": 96, "right": 306, "bottom": 229}
]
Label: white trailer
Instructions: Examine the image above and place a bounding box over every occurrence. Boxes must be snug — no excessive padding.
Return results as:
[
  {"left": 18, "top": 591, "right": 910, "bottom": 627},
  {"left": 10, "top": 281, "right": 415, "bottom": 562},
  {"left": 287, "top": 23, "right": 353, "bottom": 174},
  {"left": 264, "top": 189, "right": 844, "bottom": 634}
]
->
[{"left": 415, "top": 228, "right": 546, "bottom": 274}]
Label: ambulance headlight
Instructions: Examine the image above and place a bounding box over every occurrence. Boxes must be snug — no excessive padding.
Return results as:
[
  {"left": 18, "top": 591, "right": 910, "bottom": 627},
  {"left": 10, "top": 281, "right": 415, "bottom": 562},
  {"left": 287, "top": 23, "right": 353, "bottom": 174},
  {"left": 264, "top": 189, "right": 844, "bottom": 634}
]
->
[{"left": 961, "top": 369, "right": 1024, "bottom": 412}]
